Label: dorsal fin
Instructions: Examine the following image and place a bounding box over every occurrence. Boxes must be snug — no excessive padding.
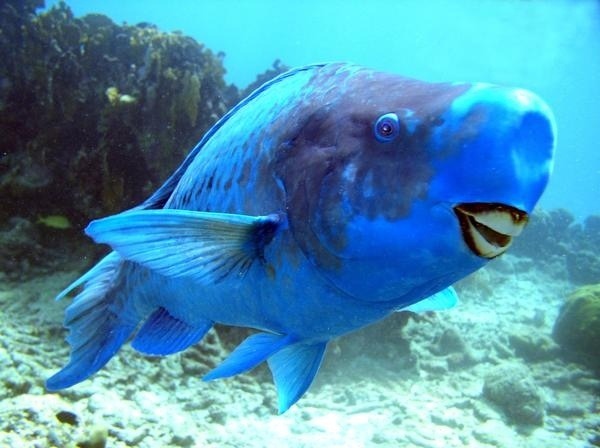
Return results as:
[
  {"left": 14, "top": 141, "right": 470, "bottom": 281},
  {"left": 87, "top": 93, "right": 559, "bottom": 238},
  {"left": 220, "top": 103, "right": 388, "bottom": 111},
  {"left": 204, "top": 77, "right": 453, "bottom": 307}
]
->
[{"left": 137, "top": 63, "right": 328, "bottom": 210}]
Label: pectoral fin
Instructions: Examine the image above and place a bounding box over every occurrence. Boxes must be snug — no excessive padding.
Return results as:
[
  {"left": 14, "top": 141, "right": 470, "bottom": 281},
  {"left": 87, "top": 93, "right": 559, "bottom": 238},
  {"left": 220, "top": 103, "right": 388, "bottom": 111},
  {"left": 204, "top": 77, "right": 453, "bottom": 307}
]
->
[
  {"left": 399, "top": 286, "right": 459, "bottom": 313},
  {"left": 85, "top": 209, "right": 283, "bottom": 284}
]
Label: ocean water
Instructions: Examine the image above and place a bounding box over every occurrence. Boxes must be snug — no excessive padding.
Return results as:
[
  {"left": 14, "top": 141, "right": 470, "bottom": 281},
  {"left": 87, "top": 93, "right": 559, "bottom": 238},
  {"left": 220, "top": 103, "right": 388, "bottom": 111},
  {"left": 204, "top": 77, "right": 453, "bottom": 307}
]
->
[
  {"left": 2, "top": 1, "right": 600, "bottom": 447},
  {"left": 45, "top": 0, "right": 600, "bottom": 220}
]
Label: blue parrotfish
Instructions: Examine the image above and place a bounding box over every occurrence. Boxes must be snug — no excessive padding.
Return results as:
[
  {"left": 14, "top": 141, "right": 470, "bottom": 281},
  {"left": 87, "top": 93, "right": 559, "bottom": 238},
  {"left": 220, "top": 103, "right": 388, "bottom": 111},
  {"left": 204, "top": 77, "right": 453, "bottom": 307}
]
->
[{"left": 47, "top": 63, "right": 556, "bottom": 413}]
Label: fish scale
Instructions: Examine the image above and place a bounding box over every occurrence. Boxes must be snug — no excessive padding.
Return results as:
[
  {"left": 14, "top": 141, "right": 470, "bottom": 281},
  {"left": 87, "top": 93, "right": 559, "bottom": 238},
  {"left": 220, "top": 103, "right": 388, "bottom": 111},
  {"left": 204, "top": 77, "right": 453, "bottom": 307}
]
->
[
  {"left": 47, "top": 63, "right": 555, "bottom": 413},
  {"left": 167, "top": 66, "right": 319, "bottom": 215}
]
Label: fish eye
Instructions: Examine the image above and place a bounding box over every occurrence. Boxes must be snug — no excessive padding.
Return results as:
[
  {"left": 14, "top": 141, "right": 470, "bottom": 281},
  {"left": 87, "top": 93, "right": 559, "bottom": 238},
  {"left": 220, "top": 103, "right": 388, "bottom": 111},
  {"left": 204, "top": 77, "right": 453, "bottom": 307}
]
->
[{"left": 374, "top": 113, "right": 400, "bottom": 143}]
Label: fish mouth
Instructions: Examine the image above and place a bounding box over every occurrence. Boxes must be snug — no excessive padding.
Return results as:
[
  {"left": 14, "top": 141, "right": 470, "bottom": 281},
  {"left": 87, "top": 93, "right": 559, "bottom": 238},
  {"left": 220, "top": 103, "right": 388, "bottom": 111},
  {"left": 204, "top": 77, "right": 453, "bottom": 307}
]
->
[{"left": 453, "top": 203, "right": 529, "bottom": 259}]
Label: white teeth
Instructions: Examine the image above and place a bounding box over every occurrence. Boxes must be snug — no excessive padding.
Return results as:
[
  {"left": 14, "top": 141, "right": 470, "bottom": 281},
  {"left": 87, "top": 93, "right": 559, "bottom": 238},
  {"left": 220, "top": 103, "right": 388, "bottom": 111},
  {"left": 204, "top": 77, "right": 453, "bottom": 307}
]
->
[
  {"left": 463, "top": 209, "right": 527, "bottom": 236},
  {"left": 469, "top": 224, "right": 511, "bottom": 258},
  {"left": 454, "top": 203, "right": 529, "bottom": 259}
]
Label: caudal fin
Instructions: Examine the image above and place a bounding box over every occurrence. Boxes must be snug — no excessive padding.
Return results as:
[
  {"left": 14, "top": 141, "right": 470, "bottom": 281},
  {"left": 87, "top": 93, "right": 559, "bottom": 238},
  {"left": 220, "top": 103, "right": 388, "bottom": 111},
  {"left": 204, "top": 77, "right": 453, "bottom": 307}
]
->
[{"left": 46, "top": 252, "right": 137, "bottom": 390}]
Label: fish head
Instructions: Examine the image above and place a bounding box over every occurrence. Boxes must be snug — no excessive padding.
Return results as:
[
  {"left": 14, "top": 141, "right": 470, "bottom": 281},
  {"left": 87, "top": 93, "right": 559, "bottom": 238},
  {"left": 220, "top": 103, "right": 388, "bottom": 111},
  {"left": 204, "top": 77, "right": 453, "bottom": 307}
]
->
[{"left": 276, "top": 66, "right": 556, "bottom": 305}]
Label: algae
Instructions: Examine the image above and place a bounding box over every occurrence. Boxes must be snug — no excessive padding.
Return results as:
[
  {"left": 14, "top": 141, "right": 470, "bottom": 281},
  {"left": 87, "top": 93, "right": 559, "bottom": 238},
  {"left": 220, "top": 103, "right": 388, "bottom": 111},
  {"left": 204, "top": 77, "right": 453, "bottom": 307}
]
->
[
  {"left": 553, "top": 284, "right": 600, "bottom": 370},
  {"left": 0, "top": 0, "right": 233, "bottom": 224},
  {"left": 0, "top": 0, "right": 293, "bottom": 278},
  {"left": 36, "top": 215, "right": 72, "bottom": 229}
]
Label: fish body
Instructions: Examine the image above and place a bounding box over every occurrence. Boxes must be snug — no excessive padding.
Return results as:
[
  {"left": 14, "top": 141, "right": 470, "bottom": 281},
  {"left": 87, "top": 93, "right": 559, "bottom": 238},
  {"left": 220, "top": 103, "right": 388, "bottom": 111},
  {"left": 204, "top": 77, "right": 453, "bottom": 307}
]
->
[{"left": 47, "top": 63, "right": 556, "bottom": 412}]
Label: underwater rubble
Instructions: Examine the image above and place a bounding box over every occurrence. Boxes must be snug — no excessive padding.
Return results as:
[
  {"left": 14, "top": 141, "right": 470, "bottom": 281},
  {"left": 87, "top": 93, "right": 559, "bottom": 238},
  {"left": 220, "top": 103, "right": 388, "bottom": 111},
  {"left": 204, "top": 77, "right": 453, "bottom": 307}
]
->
[{"left": 3, "top": 248, "right": 599, "bottom": 447}]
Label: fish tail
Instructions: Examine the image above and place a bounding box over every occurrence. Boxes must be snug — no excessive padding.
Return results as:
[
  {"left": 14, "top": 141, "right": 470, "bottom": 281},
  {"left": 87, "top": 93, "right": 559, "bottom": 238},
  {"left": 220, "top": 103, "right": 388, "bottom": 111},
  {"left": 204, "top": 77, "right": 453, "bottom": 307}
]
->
[{"left": 46, "top": 252, "right": 138, "bottom": 390}]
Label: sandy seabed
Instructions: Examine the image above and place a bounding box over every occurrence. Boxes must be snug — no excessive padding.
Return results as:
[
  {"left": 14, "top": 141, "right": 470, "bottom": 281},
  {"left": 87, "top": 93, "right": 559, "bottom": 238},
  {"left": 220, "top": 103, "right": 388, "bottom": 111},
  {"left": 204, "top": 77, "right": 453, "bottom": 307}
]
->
[{"left": 1, "top": 254, "right": 598, "bottom": 448}]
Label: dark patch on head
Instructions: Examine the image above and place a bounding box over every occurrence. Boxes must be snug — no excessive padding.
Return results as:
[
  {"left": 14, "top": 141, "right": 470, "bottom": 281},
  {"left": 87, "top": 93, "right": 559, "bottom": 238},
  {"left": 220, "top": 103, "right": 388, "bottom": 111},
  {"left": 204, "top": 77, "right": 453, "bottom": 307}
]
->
[
  {"left": 275, "top": 141, "right": 344, "bottom": 270},
  {"left": 273, "top": 65, "right": 469, "bottom": 270}
]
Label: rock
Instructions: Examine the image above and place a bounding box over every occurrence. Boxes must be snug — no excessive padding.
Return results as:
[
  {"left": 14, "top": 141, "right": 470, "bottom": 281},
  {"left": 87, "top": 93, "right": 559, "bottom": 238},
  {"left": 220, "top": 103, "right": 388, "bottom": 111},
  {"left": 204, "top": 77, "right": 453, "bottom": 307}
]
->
[
  {"left": 55, "top": 410, "right": 79, "bottom": 426},
  {"left": 208, "top": 408, "right": 227, "bottom": 425},
  {"left": 419, "top": 358, "right": 448, "bottom": 375},
  {"left": 510, "top": 208, "right": 573, "bottom": 261},
  {"left": 473, "top": 400, "right": 503, "bottom": 422},
  {"left": 170, "top": 434, "right": 195, "bottom": 447},
  {"left": 528, "top": 309, "right": 547, "bottom": 328},
  {"left": 491, "top": 340, "right": 514, "bottom": 359},
  {"left": 571, "top": 375, "right": 600, "bottom": 392},
  {"left": 405, "top": 430, "right": 437, "bottom": 448},
  {"left": 430, "top": 408, "right": 464, "bottom": 429},
  {"left": 433, "top": 327, "right": 466, "bottom": 355},
  {"left": 508, "top": 327, "right": 559, "bottom": 362},
  {"left": 76, "top": 424, "right": 108, "bottom": 448},
  {"left": 370, "top": 433, "right": 388, "bottom": 444},
  {"left": 482, "top": 363, "right": 545, "bottom": 426},
  {"left": 472, "top": 419, "right": 516, "bottom": 447},
  {"left": 566, "top": 251, "right": 600, "bottom": 285},
  {"left": 566, "top": 215, "right": 600, "bottom": 284},
  {"left": 446, "top": 351, "right": 476, "bottom": 370},
  {"left": 553, "top": 284, "right": 600, "bottom": 369},
  {"left": 546, "top": 400, "right": 587, "bottom": 418}
]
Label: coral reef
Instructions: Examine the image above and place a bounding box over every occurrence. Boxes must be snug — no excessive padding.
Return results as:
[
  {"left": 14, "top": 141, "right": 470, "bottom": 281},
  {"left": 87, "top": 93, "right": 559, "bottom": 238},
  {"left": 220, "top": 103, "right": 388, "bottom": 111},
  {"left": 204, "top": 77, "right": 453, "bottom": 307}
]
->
[
  {"left": 0, "top": 216, "right": 90, "bottom": 280},
  {"left": 565, "top": 215, "right": 600, "bottom": 285},
  {"left": 553, "top": 283, "right": 600, "bottom": 370},
  {"left": 0, "top": 1, "right": 293, "bottom": 280},
  {"left": 0, "top": 0, "right": 231, "bottom": 226},
  {"left": 240, "top": 59, "right": 290, "bottom": 98},
  {"left": 511, "top": 209, "right": 574, "bottom": 261},
  {"left": 512, "top": 209, "right": 600, "bottom": 284},
  {"left": 482, "top": 362, "right": 545, "bottom": 427}
]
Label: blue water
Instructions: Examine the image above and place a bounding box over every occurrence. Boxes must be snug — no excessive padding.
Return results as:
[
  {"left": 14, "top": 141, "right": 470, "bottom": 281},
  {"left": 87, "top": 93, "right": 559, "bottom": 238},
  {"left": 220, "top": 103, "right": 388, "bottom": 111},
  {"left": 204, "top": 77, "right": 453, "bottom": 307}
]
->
[{"left": 44, "top": 0, "right": 600, "bottom": 220}]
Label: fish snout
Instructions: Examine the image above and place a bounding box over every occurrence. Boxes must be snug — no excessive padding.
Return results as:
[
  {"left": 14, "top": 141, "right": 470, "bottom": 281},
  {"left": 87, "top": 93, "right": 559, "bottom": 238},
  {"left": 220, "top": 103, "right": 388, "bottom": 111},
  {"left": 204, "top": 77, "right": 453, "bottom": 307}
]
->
[
  {"left": 444, "top": 87, "right": 555, "bottom": 259},
  {"left": 431, "top": 84, "right": 556, "bottom": 221},
  {"left": 463, "top": 85, "right": 556, "bottom": 182},
  {"left": 453, "top": 203, "right": 528, "bottom": 259}
]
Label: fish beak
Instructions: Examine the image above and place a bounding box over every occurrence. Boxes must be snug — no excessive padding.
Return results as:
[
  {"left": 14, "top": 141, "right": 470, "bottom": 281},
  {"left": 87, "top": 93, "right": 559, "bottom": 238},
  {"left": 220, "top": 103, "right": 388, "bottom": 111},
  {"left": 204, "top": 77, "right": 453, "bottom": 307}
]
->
[{"left": 453, "top": 203, "right": 529, "bottom": 259}]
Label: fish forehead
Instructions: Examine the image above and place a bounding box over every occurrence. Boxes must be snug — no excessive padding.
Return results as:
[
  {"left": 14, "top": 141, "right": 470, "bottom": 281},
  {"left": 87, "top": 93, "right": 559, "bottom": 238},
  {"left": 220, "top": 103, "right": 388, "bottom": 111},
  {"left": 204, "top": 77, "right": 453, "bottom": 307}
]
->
[
  {"left": 273, "top": 65, "right": 469, "bottom": 268},
  {"left": 163, "top": 64, "right": 493, "bottom": 275},
  {"left": 166, "top": 63, "right": 466, "bottom": 215}
]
